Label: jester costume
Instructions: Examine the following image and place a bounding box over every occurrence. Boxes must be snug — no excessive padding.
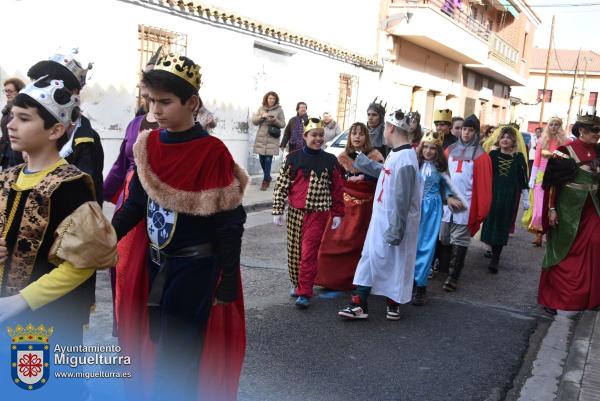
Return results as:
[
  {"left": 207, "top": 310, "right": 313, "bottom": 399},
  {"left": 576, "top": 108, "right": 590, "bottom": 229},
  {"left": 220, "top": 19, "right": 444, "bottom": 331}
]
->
[
  {"left": 273, "top": 144, "right": 344, "bottom": 298},
  {"left": 315, "top": 148, "right": 383, "bottom": 291},
  {"left": 538, "top": 136, "right": 600, "bottom": 311}
]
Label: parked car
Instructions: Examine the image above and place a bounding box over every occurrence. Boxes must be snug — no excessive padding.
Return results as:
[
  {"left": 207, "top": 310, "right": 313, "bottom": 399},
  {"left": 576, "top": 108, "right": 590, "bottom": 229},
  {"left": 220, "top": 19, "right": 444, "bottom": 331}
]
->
[{"left": 324, "top": 130, "right": 348, "bottom": 157}]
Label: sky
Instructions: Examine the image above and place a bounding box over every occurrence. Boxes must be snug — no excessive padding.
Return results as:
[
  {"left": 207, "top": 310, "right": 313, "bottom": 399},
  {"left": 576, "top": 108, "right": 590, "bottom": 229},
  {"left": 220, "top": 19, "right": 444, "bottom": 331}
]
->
[{"left": 530, "top": 1, "right": 600, "bottom": 51}]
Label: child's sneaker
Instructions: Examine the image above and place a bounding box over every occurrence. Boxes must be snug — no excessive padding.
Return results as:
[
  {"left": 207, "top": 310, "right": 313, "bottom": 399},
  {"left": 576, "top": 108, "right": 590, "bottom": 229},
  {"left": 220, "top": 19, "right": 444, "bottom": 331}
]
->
[
  {"left": 289, "top": 287, "right": 298, "bottom": 298},
  {"left": 338, "top": 304, "right": 368, "bottom": 319},
  {"left": 386, "top": 304, "right": 401, "bottom": 320},
  {"left": 295, "top": 296, "right": 310, "bottom": 309}
]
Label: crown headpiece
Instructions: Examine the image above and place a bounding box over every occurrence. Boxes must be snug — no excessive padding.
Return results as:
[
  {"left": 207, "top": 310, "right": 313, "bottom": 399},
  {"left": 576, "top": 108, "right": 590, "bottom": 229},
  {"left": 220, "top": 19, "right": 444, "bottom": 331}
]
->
[
  {"left": 368, "top": 97, "right": 387, "bottom": 114},
  {"left": 154, "top": 53, "right": 202, "bottom": 91},
  {"left": 7, "top": 324, "right": 54, "bottom": 344},
  {"left": 421, "top": 130, "right": 444, "bottom": 147},
  {"left": 386, "top": 109, "right": 412, "bottom": 133},
  {"left": 304, "top": 116, "right": 324, "bottom": 133},
  {"left": 20, "top": 78, "right": 80, "bottom": 126},
  {"left": 47, "top": 48, "right": 92, "bottom": 88},
  {"left": 433, "top": 109, "right": 452, "bottom": 124},
  {"left": 576, "top": 108, "right": 600, "bottom": 125}
]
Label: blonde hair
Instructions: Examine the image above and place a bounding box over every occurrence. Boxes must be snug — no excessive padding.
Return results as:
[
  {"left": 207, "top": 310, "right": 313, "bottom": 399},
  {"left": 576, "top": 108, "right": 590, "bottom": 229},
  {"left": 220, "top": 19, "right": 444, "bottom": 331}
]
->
[{"left": 541, "top": 117, "right": 567, "bottom": 149}]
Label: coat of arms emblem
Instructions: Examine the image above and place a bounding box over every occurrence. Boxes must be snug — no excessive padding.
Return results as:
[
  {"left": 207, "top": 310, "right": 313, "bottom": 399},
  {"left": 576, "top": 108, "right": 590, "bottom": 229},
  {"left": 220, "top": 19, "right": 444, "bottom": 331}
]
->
[{"left": 7, "top": 323, "right": 52, "bottom": 390}]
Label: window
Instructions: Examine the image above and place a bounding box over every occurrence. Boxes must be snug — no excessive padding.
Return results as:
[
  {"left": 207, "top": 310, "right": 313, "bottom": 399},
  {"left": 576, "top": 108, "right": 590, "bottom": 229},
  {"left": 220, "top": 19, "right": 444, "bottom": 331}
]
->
[
  {"left": 336, "top": 74, "right": 358, "bottom": 131},
  {"left": 589, "top": 92, "right": 598, "bottom": 108},
  {"left": 137, "top": 25, "right": 188, "bottom": 108},
  {"left": 537, "top": 89, "right": 553, "bottom": 103}
]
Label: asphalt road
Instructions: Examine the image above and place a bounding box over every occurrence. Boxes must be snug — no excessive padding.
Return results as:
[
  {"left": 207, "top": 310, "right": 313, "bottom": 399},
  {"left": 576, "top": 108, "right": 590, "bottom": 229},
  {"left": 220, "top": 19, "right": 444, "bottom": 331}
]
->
[
  {"left": 238, "top": 210, "right": 549, "bottom": 401},
  {"left": 82, "top": 209, "right": 550, "bottom": 401}
]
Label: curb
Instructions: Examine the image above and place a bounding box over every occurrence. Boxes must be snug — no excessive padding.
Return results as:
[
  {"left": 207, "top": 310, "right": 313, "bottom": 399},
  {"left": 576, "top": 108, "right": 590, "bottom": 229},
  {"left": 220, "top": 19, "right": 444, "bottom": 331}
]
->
[
  {"left": 556, "top": 311, "right": 598, "bottom": 401},
  {"left": 243, "top": 201, "right": 272, "bottom": 213}
]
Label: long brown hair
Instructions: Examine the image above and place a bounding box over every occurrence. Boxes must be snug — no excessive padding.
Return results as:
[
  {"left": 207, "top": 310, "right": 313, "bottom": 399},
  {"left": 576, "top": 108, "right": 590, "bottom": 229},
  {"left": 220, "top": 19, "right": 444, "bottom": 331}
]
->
[
  {"left": 344, "top": 122, "right": 374, "bottom": 155},
  {"left": 262, "top": 91, "right": 280, "bottom": 107},
  {"left": 493, "top": 126, "right": 517, "bottom": 151},
  {"left": 416, "top": 142, "right": 448, "bottom": 172}
]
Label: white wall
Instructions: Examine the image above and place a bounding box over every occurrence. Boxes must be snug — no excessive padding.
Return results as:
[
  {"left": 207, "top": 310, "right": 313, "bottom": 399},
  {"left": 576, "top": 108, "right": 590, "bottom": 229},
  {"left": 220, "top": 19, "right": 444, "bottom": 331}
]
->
[{"left": 0, "top": 0, "right": 381, "bottom": 175}]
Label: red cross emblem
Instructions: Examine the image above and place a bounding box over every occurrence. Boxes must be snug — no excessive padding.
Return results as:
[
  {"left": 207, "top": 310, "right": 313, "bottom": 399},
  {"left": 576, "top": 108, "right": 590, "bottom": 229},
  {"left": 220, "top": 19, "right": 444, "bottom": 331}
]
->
[{"left": 377, "top": 168, "right": 392, "bottom": 203}]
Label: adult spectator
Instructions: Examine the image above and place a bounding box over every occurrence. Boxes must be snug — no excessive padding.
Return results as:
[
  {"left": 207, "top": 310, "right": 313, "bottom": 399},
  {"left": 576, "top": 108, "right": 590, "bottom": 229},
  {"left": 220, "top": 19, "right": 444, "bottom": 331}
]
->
[
  {"left": 1, "top": 77, "right": 26, "bottom": 169},
  {"left": 451, "top": 116, "right": 464, "bottom": 140},
  {"left": 528, "top": 127, "right": 542, "bottom": 174},
  {"left": 322, "top": 112, "right": 341, "bottom": 142},
  {"left": 252, "top": 91, "right": 285, "bottom": 190},
  {"left": 281, "top": 101, "right": 308, "bottom": 153}
]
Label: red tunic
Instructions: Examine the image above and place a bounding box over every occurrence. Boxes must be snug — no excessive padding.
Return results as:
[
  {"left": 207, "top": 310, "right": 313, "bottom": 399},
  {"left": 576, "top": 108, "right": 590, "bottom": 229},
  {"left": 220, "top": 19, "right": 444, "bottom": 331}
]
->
[{"left": 538, "top": 139, "right": 600, "bottom": 310}]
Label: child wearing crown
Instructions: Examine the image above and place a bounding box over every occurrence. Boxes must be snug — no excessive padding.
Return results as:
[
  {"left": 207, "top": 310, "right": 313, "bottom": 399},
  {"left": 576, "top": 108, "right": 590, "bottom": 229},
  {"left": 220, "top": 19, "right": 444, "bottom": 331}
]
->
[
  {"left": 110, "top": 53, "right": 248, "bottom": 401},
  {"left": 411, "top": 131, "right": 464, "bottom": 305},
  {"left": 272, "top": 117, "right": 344, "bottom": 309},
  {"left": 0, "top": 78, "right": 116, "bottom": 397},
  {"left": 338, "top": 110, "right": 421, "bottom": 321}
]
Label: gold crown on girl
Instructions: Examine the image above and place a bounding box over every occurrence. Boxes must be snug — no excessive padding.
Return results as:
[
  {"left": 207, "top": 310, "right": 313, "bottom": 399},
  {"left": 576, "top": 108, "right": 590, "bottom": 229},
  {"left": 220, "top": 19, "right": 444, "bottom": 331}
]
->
[
  {"left": 7, "top": 324, "right": 54, "bottom": 344},
  {"left": 20, "top": 78, "right": 80, "bottom": 126},
  {"left": 154, "top": 53, "right": 202, "bottom": 91},
  {"left": 304, "top": 117, "right": 324, "bottom": 133},
  {"left": 421, "top": 130, "right": 444, "bottom": 146}
]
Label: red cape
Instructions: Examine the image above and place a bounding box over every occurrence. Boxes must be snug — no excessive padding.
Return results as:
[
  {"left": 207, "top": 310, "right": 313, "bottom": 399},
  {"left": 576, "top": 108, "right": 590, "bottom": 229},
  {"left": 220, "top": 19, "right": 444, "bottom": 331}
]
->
[
  {"left": 468, "top": 153, "right": 493, "bottom": 236},
  {"left": 444, "top": 148, "right": 493, "bottom": 236},
  {"left": 117, "top": 130, "right": 247, "bottom": 400}
]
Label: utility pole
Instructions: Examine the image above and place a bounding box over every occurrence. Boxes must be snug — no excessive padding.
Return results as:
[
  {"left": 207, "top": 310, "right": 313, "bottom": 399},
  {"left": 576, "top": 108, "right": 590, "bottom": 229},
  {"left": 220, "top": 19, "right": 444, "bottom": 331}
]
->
[
  {"left": 566, "top": 48, "right": 582, "bottom": 125},
  {"left": 578, "top": 56, "right": 589, "bottom": 113},
  {"left": 539, "top": 15, "right": 555, "bottom": 126}
]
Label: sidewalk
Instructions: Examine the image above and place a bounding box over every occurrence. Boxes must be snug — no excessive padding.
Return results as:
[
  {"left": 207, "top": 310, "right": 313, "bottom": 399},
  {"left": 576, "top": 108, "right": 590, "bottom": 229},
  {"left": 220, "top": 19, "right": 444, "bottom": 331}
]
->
[
  {"left": 243, "top": 173, "right": 276, "bottom": 212},
  {"left": 517, "top": 310, "right": 600, "bottom": 401},
  {"left": 557, "top": 310, "right": 600, "bottom": 401}
]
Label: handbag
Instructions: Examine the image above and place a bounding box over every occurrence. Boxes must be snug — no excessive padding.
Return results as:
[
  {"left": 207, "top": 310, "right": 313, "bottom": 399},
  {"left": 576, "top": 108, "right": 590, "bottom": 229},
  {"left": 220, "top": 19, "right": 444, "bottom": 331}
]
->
[{"left": 268, "top": 125, "right": 281, "bottom": 138}]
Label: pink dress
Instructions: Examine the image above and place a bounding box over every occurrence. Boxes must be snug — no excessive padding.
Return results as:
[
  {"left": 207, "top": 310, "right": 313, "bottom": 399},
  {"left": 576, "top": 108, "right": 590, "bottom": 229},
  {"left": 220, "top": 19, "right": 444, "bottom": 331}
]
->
[{"left": 530, "top": 138, "right": 558, "bottom": 231}]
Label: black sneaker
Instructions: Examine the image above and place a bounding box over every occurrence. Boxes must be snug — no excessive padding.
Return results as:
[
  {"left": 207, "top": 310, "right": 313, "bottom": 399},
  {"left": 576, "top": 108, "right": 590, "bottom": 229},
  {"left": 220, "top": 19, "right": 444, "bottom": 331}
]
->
[
  {"left": 386, "top": 304, "right": 401, "bottom": 320},
  {"left": 412, "top": 286, "right": 428, "bottom": 306},
  {"left": 338, "top": 304, "right": 368, "bottom": 320}
]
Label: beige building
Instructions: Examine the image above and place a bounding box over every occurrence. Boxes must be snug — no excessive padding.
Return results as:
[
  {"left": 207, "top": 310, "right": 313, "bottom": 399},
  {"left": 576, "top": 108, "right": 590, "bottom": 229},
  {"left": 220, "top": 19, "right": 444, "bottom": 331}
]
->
[
  {"left": 511, "top": 48, "right": 600, "bottom": 132},
  {"left": 380, "top": 0, "right": 540, "bottom": 128}
]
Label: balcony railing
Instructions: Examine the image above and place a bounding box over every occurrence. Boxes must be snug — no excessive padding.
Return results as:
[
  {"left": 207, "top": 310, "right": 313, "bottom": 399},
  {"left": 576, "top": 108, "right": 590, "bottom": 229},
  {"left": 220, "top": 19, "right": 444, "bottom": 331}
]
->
[
  {"left": 390, "top": 0, "right": 491, "bottom": 41},
  {"left": 488, "top": 33, "right": 519, "bottom": 68}
]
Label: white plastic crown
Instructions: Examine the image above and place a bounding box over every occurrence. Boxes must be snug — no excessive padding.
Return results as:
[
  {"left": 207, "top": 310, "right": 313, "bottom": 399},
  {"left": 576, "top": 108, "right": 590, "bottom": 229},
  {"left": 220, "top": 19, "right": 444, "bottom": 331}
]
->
[
  {"left": 48, "top": 48, "right": 92, "bottom": 87},
  {"left": 20, "top": 78, "right": 80, "bottom": 126}
]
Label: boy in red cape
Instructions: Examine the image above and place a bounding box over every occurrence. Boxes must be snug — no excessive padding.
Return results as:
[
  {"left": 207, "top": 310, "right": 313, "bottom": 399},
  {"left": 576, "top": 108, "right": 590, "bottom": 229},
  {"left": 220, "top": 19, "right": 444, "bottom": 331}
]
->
[
  {"left": 111, "top": 53, "right": 248, "bottom": 401},
  {"left": 439, "top": 114, "right": 492, "bottom": 292}
]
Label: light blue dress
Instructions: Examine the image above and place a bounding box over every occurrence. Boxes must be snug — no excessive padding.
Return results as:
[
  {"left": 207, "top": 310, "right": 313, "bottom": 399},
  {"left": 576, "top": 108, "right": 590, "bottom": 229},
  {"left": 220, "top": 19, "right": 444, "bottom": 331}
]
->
[{"left": 414, "top": 161, "right": 450, "bottom": 286}]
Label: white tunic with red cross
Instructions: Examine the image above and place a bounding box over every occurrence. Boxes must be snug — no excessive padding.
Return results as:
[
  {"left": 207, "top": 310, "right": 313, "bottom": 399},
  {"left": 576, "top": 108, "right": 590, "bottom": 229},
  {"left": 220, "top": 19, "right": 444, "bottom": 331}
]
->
[
  {"left": 353, "top": 148, "right": 422, "bottom": 304},
  {"left": 442, "top": 155, "right": 474, "bottom": 225}
]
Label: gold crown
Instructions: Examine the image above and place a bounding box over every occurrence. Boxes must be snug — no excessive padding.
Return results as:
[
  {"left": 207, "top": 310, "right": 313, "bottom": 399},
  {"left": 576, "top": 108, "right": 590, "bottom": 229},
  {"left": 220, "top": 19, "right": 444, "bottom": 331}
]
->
[
  {"left": 7, "top": 324, "right": 54, "bottom": 343},
  {"left": 433, "top": 109, "right": 452, "bottom": 124},
  {"left": 576, "top": 110, "right": 600, "bottom": 125},
  {"left": 154, "top": 53, "right": 202, "bottom": 91},
  {"left": 421, "top": 130, "right": 444, "bottom": 146},
  {"left": 304, "top": 116, "right": 324, "bottom": 133}
]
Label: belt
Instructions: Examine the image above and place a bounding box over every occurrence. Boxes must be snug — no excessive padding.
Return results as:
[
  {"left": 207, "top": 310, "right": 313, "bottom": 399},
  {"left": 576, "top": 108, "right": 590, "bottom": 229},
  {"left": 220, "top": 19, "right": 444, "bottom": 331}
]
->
[
  {"left": 565, "top": 182, "right": 599, "bottom": 191},
  {"left": 147, "top": 242, "right": 214, "bottom": 341}
]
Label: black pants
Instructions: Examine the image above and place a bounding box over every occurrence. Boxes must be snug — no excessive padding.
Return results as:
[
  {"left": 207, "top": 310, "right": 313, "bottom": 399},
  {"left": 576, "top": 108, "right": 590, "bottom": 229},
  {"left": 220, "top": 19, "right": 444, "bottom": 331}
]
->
[{"left": 148, "top": 253, "right": 218, "bottom": 401}]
